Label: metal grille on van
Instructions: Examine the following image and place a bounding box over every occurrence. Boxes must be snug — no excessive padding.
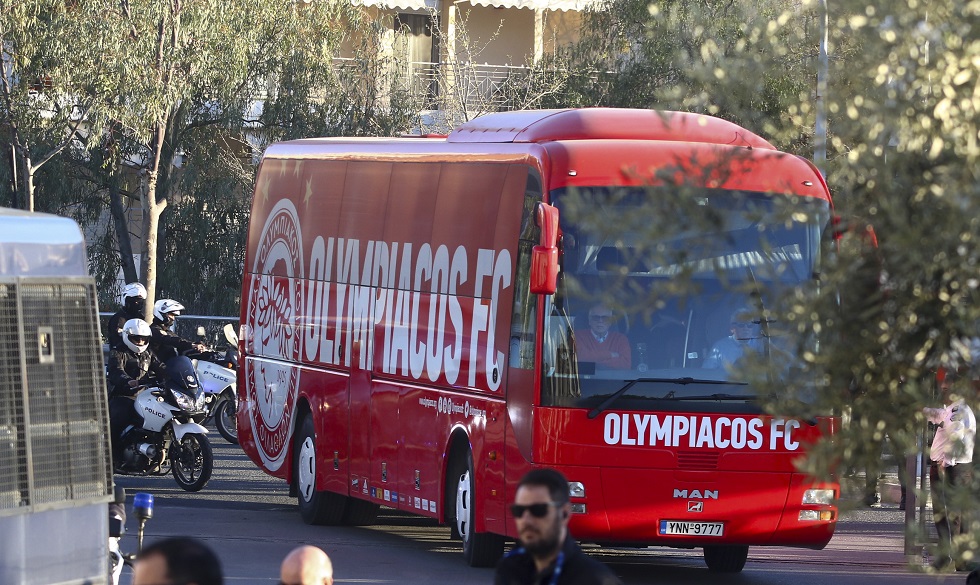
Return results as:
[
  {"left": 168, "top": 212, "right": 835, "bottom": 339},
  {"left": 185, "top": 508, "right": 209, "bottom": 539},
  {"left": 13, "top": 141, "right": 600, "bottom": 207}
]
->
[
  {"left": 676, "top": 450, "right": 720, "bottom": 470},
  {"left": 0, "top": 279, "right": 112, "bottom": 516}
]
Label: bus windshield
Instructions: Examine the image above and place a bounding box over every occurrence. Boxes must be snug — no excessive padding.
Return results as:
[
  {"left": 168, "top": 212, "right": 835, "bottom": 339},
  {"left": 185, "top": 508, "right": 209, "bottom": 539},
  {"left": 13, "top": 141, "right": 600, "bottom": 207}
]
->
[{"left": 541, "top": 186, "right": 831, "bottom": 414}]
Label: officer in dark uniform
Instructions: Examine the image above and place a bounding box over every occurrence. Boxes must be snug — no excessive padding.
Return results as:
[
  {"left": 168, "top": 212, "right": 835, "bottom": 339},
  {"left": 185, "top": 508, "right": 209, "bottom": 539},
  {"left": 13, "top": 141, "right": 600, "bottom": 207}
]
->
[
  {"left": 148, "top": 298, "right": 206, "bottom": 361},
  {"left": 107, "top": 318, "right": 166, "bottom": 467},
  {"left": 107, "top": 282, "right": 147, "bottom": 350}
]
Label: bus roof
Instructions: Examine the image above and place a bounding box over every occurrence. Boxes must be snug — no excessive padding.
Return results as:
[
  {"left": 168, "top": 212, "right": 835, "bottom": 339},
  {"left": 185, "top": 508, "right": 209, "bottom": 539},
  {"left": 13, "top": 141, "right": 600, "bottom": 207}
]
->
[
  {"left": 0, "top": 207, "right": 89, "bottom": 277},
  {"left": 446, "top": 108, "right": 776, "bottom": 150},
  {"left": 260, "top": 108, "right": 826, "bottom": 199}
]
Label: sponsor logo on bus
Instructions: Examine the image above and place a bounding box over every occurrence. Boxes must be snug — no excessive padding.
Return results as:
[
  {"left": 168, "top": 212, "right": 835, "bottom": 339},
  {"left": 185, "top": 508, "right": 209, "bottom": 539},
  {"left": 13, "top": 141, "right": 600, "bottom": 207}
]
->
[{"left": 245, "top": 199, "right": 303, "bottom": 471}]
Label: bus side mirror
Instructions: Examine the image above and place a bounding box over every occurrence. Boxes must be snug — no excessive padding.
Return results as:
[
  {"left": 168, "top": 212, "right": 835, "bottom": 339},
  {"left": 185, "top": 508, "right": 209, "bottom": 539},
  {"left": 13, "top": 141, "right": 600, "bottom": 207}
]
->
[
  {"left": 830, "top": 214, "right": 878, "bottom": 247},
  {"left": 530, "top": 202, "right": 560, "bottom": 295}
]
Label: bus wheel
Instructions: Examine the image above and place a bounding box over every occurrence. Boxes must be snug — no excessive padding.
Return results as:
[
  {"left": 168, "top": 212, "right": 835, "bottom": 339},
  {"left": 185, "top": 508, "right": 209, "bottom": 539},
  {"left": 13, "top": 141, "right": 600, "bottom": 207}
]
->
[
  {"left": 454, "top": 450, "right": 504, "bottom": 567},
  {"left": 295, "top": 416, "right": 347, "bottom": 525},
  {"left": 703, "top": 545, "right": 748, "bottom": 573},
  {"left": 342, "top": 497, "right": 379, "bottom": 526}
]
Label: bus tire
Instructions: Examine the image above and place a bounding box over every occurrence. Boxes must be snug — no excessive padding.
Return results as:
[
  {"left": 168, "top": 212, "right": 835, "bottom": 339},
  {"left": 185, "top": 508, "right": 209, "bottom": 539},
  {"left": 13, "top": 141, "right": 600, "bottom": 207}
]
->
[
  {"left": 454, "top": 449, "right": 505, "bottom": 567},
  {"left": 295, "top": 416, "right": 347, "bottom": 525},
  {"left": 703, "top": 545, "right": 748, "bottom": 573},
  {"left": 342, "top": 497, "right": 379, "bottom": 526}
]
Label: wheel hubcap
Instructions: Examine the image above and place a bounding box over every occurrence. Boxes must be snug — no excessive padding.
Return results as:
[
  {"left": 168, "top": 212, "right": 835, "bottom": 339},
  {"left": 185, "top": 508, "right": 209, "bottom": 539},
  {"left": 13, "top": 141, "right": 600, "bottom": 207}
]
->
[
  {"left": 298, "top": 437, "right": 316, "bottom": 501},
  {"left": 456, "top": 470, "right": 471, "bottom": 541}
]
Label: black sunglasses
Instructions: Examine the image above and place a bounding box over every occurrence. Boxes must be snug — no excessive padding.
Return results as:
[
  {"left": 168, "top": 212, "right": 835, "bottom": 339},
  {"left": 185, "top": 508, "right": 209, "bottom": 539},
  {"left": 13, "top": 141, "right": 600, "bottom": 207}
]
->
[{"left": 510, "top": 502, "right": 559, "bottom": 518}]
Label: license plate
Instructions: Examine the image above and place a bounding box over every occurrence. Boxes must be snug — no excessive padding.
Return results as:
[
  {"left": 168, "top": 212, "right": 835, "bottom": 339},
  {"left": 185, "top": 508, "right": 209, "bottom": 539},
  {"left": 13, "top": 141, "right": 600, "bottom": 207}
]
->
[{"left": 659, "top": 520, "right": 725, "bottom": 536}]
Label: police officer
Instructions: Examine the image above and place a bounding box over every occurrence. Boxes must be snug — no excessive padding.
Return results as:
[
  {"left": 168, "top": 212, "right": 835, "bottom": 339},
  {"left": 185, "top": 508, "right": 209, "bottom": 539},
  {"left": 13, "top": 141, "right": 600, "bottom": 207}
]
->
[
  {"left": 107, "top": 318, "right": 166, "bottom": 467},
  {"left": 107, "top": 283, "right": 147, "bottom": 350},
  {"left": 149, "top": 299, "right": 206, "bottom": 361}
]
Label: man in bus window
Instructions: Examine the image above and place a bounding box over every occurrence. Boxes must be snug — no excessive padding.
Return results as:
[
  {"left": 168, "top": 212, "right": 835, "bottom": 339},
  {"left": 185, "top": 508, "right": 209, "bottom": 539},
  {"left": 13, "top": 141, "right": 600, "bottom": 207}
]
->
[
  {"left": 495, "top": 469, "right": 622, "bottom": 585},
  {"left": 574, "top": 302, "right": 631, "bottom": 369},
  {"left": 703, "top": 307, "right": 765, "bottom": 369}
]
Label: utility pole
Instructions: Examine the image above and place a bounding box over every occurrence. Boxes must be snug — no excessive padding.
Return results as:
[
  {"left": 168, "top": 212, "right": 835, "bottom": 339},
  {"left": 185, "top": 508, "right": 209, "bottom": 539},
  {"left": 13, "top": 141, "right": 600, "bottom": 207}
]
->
[{"left": 815, "top": 0, "right": 828, "bottom": 176}]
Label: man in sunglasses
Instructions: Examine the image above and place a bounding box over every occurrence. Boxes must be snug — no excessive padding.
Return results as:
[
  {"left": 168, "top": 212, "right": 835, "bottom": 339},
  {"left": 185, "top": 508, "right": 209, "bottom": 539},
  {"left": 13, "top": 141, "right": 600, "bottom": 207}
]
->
[
  {"left": 279, "top": 545, "right": 333, "bottom": 585},
  {"left": 495, "top": 469, "right": 622, "bottom": 585},
  {"left": 703, "top": 307, "right": 766, "bottom": 369},
  {"left": 106, "top": 318, "right": 167, "bottom": 468}
]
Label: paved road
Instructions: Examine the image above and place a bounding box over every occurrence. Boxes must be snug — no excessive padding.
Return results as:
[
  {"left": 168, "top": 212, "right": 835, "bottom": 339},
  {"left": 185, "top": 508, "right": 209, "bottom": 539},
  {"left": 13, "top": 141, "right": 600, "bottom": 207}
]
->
[{"left": 113, "top": 440, "right": 963, "bottom": 585}]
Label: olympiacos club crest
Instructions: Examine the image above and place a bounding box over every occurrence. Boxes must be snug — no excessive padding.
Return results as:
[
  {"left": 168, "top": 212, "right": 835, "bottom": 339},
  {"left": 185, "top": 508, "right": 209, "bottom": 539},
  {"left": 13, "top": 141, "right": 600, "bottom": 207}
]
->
[{"left": 245, "top": 199, "right": 305, "bottom": 471}]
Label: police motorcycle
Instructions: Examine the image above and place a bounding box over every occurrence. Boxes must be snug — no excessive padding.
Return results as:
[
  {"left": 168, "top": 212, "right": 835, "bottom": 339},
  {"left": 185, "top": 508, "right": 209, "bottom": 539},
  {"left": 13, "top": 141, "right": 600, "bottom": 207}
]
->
[
  {"left": 114, "top": 355, "right": 215, "bottom": 492},
  {"left": 188, "top": 323, "right": 239, "bottom": 444},
  {"left": 151, "top": 300, "right": 238, "bottom": 444}
]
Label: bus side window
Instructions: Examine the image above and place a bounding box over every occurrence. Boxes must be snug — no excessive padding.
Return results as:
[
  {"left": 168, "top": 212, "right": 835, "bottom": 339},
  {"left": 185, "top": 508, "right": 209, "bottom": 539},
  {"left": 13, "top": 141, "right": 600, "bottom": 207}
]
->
[{"left": 509, "top": 171, "right": 542, "bottom": 370}]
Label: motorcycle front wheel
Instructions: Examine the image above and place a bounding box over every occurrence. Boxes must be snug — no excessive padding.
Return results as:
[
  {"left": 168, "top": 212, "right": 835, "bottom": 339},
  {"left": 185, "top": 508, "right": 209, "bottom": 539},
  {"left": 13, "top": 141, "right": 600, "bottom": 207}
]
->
[{"left": 171, "top": 432, "right": 213, "bottom": 492}]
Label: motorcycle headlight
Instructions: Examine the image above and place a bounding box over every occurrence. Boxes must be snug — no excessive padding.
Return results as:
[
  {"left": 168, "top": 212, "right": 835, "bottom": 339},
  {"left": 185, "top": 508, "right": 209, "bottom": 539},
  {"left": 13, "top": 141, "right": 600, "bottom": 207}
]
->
[
  {"left": 195, "top": 391, "right": 206, "bottom": 411},
  {"left": 171, "top": 389, "right": 196, "bottom": 411}
]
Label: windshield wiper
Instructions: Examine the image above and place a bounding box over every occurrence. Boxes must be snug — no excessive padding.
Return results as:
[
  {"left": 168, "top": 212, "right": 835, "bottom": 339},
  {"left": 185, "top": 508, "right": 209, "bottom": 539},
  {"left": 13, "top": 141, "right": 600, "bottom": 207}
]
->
[
  {"left": 659, "top": 393, "right": 754, "bottom": 401},
  {"left": 587, "top": 377, "right": 747, "bottom": 419}
]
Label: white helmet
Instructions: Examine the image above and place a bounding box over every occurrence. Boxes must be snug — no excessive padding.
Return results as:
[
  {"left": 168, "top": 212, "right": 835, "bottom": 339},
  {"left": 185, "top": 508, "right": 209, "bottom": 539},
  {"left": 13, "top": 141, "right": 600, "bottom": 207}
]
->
[
  {"left": 121, "top": 318, "right": 152, "bottom": 354},
  {"left": 122, "top": 282, "right": 147, "bottom": 299},
  {"left": 153, "top": 299, "right": 185, "bottom": 326}
]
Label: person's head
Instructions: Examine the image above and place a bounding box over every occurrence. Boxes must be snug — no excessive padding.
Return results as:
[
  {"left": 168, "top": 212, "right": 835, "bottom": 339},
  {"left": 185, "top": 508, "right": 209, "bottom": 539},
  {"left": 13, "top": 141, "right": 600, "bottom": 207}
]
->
[
  {"left": 123, "top": 282, "right": 147, "bottom": 315},
  {"left": 588, "top": 303, "right": 615, "bottom": 336},
  {"left": 939, "top": 366, "right": 968, "bottom": 404},
  {"left": 154, "top": 299, "right": 186, "bottom": 328},
  {"left": 279, "top": 545, "right": 333, "bottom": 585},
  {"left": 966, "top": 567, "right": 980, "bottom": 585},
  {"left": 122, "top": 318, "right": 153, "bottom": 354},
  {"left": 729, "top": 308, "right": 760, "bottom": 341},
  {"left": 132, "top": 537, "right": 223, "bottom": 585},
  {"left": 511, "top": 468, "right": 572, "bottom": 558}
]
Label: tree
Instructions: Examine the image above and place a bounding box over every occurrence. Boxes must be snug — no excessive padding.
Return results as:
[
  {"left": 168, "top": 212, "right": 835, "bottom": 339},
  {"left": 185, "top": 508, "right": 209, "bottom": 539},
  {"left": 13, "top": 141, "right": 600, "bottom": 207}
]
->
[
  {"left": 60, "top": 0, "right": 369, "bottom": 316},
  {"left": 548, "top": 0, "right": 819, "bottom": 152},
  {"left": 0, "top": 1, "right": 117, "bottom": 211},
  {"left": 560, "top": 0, "right": 980, "bottom": 563},
  {"left": 3, "top": 1, "right": 419, "bottom": 318}
]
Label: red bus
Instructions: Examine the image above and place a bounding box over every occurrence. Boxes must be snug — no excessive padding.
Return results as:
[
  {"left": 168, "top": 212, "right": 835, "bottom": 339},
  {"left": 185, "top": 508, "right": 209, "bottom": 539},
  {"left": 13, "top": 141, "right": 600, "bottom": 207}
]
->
[{"left": 238, "top": 108, "right": 838, "bottom": 572}]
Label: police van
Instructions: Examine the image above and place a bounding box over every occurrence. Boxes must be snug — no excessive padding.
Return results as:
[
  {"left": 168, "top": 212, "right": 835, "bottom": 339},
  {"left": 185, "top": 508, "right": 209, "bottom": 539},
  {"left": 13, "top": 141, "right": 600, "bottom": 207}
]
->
[{"left": 0, "top": 207, "right": 114, "bottom": 584}]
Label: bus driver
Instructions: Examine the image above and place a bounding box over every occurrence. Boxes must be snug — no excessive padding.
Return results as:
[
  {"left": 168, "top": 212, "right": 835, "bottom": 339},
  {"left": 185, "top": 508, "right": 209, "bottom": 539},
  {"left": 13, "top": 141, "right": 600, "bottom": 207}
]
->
[{"left": 703, "top": 307, "right": 765, "bottom": 369}]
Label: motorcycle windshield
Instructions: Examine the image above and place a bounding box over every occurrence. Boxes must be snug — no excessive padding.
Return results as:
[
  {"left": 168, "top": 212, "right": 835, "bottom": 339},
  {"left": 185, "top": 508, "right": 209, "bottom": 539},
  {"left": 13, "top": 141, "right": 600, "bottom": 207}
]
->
[{"left": 164, "top": 356, "right": 203, "bottom": 399}]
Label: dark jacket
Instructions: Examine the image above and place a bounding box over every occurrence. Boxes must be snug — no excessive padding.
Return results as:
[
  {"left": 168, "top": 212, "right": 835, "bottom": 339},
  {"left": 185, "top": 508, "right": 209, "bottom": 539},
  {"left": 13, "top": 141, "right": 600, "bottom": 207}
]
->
[
  {"left": 106, "top": 308, "right": 142, "bottom": 350},
  {"left": 149, "top": 320, "right": 197, "bottom": 361},
  {"left": 494, "top": 533, "right": 623, "bottom": 585},
  {"left": 106, "top": 347, "right": 166, "bottom": 397}
]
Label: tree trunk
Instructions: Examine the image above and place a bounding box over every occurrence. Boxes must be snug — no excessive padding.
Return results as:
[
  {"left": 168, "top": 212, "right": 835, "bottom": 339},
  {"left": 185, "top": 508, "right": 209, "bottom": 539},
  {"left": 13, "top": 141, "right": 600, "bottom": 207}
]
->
[
  {"left": 141, "top": 121, "right": 169, "bottom": 322},
  {"left": 108, "top": 176, "right": 139, "bottom": 283},
  {"left": 143, "top": 189, "right": 163, "bottom": 322},
  {"left": 15, "top": 148, "right": 35, "bottom": 212},
  {"left": 25, "top": 163, "right": 34, "bottom": 212}
]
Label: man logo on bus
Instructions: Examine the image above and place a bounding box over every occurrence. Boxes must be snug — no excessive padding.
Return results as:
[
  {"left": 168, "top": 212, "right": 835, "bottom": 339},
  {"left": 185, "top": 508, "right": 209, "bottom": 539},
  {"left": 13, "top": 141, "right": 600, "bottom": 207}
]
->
[{"left": 245, "top": 198, "right": 305, "bottom": 471}]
